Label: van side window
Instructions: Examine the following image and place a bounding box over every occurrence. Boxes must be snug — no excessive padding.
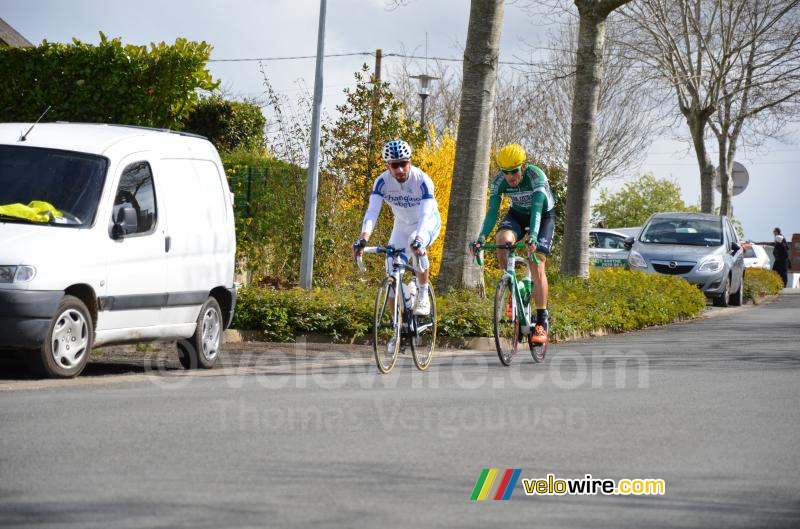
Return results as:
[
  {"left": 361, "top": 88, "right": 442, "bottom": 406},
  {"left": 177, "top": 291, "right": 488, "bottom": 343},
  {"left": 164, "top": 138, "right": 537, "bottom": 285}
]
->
[{"left": 113, "top": 162, "right": 156, "bottom": 234}]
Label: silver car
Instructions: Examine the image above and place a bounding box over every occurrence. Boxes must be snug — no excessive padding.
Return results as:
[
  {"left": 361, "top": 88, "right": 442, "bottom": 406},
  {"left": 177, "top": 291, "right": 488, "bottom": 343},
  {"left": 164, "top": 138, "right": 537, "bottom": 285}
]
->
[
  {"left": 590, "top": 228, "right": 632, "bottom": 268},
  {"left": 624, "top": 212, "right": 745, "bottom": 306}
]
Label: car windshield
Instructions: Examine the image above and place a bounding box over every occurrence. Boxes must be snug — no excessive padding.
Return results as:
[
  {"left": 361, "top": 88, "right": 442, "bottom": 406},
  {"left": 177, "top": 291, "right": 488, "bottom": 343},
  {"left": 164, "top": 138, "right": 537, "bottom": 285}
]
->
[
  {"left": 743, "top": 246, "right": 756, "bottom": 258},
  {"left": 0, "top": 145, "right": 107, "bottom": 228},
  {"left": 640, "top": 218, "right": 723, "bottom": 246}
]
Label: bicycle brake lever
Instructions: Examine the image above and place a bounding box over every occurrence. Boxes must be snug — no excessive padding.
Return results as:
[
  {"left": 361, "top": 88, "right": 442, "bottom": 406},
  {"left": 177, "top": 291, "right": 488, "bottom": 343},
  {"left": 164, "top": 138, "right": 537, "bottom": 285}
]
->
[{"left": 354, "top": 254, "right": 366, "bottom": 273}]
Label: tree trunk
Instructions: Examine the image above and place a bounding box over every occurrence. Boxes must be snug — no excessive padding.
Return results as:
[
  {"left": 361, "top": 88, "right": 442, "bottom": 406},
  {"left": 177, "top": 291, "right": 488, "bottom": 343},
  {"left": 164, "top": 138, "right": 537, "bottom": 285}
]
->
[
  {"left": 439, "top": 0, "right": 504, "bottom": 292},
  {"left": 717, "top": 142, "right": 731, "bottom": 217},
  {"left": 686, "top": 112, "right": 716, "bottom": 213},
  {"left": 561, "top": 0, "right": 631, "bottom": 277}
]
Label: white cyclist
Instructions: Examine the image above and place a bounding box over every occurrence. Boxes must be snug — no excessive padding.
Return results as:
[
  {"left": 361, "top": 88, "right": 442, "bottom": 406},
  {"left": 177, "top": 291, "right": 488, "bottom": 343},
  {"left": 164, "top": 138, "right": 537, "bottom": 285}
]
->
[{"left": 352, "top": 139, "right": 442, "bottom": 315}]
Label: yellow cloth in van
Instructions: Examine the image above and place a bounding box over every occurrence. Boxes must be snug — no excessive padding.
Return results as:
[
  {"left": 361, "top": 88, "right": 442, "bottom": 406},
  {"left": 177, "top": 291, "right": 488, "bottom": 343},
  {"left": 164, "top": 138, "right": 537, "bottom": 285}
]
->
[{"left": 0, "top": 201, "right": 63, "bottom": 222}]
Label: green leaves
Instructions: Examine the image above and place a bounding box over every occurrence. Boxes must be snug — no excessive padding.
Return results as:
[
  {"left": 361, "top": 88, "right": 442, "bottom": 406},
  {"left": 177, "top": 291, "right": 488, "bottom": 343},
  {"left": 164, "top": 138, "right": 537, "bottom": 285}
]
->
[
  {"left": 0, "top": 34, "right": 219, "bottom": 129},
  {"left": 231, "top": 269, "right": 709, "bottom": 342},
  {"left": 185, "top": 95, "right": 266, "bottom": 152},
  {"left": 743, "top": 268, "right": 784, "bottom": 304},
  {"left": 592, "top": 173, "right": 699, "bottom": 228}
]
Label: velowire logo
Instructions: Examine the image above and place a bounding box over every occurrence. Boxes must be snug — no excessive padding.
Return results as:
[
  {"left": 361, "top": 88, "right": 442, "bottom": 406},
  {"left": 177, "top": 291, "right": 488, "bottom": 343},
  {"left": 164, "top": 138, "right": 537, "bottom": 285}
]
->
[{"left": 469, "top": 469, "right": 522, "bottom": 500}]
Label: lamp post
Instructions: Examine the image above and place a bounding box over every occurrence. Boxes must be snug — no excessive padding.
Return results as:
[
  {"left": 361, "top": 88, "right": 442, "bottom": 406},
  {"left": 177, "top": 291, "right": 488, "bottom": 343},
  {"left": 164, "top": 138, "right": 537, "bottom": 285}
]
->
[{"left": 410, "top": 73, "right": 438, "bottom": 129}]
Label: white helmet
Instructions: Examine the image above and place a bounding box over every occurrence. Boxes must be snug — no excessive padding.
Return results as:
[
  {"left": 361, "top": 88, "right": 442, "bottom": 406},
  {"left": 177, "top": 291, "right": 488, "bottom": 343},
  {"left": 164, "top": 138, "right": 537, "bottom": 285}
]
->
[{"left": 382, "top": 140, "right": 412, "bottom": 162}]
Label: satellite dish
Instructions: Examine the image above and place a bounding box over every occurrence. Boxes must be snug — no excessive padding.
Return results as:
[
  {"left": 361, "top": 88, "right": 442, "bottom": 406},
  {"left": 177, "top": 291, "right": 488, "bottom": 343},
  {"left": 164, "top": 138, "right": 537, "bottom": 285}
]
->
[{"left": 714, "top": 162, "right": 749, "bottom": 196}]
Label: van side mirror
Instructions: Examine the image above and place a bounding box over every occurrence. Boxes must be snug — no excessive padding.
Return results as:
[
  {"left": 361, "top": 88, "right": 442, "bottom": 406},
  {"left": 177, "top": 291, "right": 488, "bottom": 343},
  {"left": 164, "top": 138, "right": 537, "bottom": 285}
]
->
[
  {"left": 730, "top": 241, "right": 740, "bottom": 255},
  {"left": 111, "top": 206, "right": 137, "bottom": 240},
  {"left": 623, "top": 236, "right": 634, "bottom": 251}
]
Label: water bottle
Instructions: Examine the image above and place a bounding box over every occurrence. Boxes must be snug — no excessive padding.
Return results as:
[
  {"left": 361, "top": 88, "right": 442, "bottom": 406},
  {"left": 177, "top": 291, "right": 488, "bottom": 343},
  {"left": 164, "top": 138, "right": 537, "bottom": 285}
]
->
[
  {"left": 522, "top": 276, "right": 532, "bottom": 306},
  {"left": 404, "top": 281, "right": 417, "bottom": 309},
  {"left": 516, "top": 279, "right": 527, "bottom": 297}
]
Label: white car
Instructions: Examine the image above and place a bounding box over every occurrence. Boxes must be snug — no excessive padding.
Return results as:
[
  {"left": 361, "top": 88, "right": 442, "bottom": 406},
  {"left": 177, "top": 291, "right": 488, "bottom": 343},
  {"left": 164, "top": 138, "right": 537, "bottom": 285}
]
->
[
  {"left": 589, "top": 228, "right": 634, "bottom": 268},
  {"left": 742, "top": 242, "right": 771, "bottom": 269}
]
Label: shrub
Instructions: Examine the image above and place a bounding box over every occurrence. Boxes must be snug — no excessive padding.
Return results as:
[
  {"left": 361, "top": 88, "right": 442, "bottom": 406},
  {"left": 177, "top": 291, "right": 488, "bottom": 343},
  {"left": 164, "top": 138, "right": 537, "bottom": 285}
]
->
[
  {"left": 743, "top": 268, "right": 783, "bottom": 304},
  {"left": 184, "top": 95, "right": 266, "bottom": 152},
  {"left": 0, "top": 33, "right": 218, "bottom": 128},
  {"left": 231, "top": 269, "right": 708, "bottom": 342},
  {"left": 232, "top": 287, "right": 374, "bottom": 341}
]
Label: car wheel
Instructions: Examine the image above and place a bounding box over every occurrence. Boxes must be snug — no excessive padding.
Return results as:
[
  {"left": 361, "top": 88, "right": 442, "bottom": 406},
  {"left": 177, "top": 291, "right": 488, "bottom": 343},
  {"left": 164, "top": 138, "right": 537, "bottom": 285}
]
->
[
  {"left": 178, "top": 297, "right": 222, "bottom": 370},
  {"left": 712, "top": 279, "right": 730, "bottom": 307},
  {"left": 30, "top": 295, "right": 93, "bottom": 378},
  {"left": 730, "top": 272, "right": 744, "bottom": 306}
]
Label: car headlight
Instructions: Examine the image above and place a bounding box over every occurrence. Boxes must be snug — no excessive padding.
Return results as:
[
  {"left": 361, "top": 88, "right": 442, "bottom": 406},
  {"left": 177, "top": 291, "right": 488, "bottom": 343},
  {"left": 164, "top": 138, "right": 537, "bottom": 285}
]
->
[
  {"left": 0, "top": 265, "right": 37, "bottom": 283},
  {"left": 697, "top": 255, "right": 723, "bottom": 272},
  {"left": 628, "top": 250, "right": 647, "bottom": 269}
]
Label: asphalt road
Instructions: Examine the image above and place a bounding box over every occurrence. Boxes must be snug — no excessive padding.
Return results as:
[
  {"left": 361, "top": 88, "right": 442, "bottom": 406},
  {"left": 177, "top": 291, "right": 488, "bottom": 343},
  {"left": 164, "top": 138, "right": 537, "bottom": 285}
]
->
[{"left": 1, "top": 292, "right": 799, "bottom": 528}]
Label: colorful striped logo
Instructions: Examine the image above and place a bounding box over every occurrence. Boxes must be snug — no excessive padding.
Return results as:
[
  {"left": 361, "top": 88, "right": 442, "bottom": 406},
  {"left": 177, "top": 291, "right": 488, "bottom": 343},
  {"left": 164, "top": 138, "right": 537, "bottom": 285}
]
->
[{"left": 470, "top": 469, "right": 522, "bottom": 500}]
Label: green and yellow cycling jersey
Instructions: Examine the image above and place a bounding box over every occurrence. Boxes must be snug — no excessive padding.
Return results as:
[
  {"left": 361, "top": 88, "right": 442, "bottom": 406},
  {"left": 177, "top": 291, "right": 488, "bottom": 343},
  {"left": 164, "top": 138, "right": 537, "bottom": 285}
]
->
[{"left": 479, "top": 164, "right": 556, "bottom": 240}]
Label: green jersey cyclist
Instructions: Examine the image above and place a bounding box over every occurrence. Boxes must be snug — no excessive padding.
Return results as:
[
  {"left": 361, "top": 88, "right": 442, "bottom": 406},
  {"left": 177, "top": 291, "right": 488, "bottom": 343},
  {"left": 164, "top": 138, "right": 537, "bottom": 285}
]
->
[{"left": 473, "top": 143, "right": 556, "bottom": 345}]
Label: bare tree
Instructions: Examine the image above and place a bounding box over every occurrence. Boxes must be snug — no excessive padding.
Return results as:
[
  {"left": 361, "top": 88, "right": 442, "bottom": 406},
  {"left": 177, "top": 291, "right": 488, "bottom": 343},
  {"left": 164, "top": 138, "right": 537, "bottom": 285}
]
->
[
  {"left": 439, "top": 0, "right": 505, "bottom": 291},
  {"left": 387, "top": 55, "right": 462, "bottom": 137},
  {"left": 619, "top": 0, "right": 800, "bottom": 216},
  {"left": 708, "top": 0, "right": 800, "bottom": 216},
  {"left": 560, "top": 0, "right": 634, "bottom": 278},
  {"left": 523, "top": 17, "right": 661, "bottom": 185},
  {"left": 618, "top": 0, "right": 725, "bottom": 214}
]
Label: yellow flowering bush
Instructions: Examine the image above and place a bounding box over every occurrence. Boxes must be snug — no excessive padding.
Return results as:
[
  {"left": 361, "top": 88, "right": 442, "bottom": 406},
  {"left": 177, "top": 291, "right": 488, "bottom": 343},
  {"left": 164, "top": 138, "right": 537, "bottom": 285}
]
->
[{"left": 415, "top": 129, "right": 455, "bottom": 277}]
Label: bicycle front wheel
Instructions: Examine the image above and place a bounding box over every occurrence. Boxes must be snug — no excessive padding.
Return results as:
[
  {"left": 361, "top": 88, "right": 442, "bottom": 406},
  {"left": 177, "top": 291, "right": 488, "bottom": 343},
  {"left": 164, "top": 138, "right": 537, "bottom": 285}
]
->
[
  {"left": 410, "top": 283, "right": 436, "bottom": 371},
  {"left": 493, "top": 276, "right": 519, "bottom": 366},
  {"left": 373, "top": 277, "right": 402, "bottom": 374}
]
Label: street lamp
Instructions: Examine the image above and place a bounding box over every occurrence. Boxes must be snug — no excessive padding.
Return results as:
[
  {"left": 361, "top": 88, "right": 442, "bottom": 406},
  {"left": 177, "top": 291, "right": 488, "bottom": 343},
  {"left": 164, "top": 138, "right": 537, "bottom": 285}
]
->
[{"left": 410, "top": 73, "right": 438, "bottom": 128}]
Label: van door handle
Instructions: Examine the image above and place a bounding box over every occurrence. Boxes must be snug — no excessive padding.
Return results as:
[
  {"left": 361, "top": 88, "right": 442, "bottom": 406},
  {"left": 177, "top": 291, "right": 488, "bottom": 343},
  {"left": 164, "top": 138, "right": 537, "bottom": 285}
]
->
[{"left": 165, "top": 235, "right": 171, "bottom": 253}]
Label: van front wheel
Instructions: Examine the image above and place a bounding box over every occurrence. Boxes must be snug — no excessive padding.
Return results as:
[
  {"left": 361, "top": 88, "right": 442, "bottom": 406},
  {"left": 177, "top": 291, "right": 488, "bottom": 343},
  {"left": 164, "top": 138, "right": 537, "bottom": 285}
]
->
[
  {"left": 32, "top": 295, "right": 93, "bottom": 378},
  {"left": 178, "top": 297, "right": 222, "bottom": 370}
]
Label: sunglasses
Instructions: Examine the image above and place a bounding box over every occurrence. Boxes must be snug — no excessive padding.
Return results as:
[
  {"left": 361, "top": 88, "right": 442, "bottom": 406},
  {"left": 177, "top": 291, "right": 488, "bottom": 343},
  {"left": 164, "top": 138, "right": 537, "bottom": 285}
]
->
[
  {"left": 501, "top": 166, "right": 522, "bottom": 175},
  {"left": 390, "top": 161, "right": 409, "bottom": 169}
]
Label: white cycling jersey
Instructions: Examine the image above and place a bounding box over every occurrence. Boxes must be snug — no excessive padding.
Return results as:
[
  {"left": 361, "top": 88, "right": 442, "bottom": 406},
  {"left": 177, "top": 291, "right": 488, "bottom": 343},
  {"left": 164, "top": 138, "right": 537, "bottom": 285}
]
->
[{"left": 361, "top": 166, "right": 441, "bottom": 240}]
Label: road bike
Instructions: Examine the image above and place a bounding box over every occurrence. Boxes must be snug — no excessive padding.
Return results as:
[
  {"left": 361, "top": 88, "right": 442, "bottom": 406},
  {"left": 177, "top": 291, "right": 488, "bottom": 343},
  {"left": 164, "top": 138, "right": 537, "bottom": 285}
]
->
[
  {"left": 356, "top": 246, "right": 436, "bottom": 373},
  {"left": 471, "top": 242, "right": 547, "bottom": 366}
]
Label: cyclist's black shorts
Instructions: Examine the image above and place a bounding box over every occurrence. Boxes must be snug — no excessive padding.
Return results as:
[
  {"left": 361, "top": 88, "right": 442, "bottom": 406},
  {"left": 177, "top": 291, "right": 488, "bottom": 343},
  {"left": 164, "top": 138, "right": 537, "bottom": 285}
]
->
[{"left": 497, "top": 208, "right": 556, "bottom": 256}]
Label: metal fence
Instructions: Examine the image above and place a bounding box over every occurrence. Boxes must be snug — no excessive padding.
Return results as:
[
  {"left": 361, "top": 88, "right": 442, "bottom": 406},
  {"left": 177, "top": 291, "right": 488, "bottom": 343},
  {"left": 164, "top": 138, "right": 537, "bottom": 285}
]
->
[{"left": 225, "top": 164, "right": 305, "bottom": 218}]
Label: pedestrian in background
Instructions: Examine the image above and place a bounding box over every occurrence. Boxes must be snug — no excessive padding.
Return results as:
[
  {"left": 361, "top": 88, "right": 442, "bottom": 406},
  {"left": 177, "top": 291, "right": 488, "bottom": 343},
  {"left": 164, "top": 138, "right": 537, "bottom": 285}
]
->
[{"left": 772, "top": 227, "right": 791, "bottom": 287}]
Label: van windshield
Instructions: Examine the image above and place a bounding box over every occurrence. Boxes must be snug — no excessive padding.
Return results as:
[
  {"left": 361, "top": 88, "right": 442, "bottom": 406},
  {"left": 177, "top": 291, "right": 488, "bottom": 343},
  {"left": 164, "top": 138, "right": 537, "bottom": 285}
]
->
[{"left": 0, "top": 145, "right": 108, "bottom": 228}]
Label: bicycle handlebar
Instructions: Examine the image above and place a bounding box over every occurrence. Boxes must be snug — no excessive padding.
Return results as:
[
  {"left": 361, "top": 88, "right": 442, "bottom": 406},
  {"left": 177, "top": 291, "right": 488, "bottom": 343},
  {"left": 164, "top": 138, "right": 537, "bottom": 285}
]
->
[
  {"left": 469, "top": 242, "right": 541, "bottom": 267},
  {"left": 354, "top": 246, "right": 426, "bottom": 274}
]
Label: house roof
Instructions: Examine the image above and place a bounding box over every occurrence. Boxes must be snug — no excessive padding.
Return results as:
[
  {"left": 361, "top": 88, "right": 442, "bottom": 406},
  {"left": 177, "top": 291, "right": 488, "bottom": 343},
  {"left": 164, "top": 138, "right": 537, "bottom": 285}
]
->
[{"left": 0, "top": 17, "right": 33, "bottom": 48}]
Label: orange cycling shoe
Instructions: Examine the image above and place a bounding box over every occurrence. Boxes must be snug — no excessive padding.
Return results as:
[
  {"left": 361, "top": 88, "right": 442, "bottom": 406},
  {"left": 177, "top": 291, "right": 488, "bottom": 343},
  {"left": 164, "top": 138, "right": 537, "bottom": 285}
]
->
[
  {"left": 529, "top": 323, "right": 548, "bottom": 345},
  {"left": 505, "top": 296, "right": 513, "bottom": 318}
]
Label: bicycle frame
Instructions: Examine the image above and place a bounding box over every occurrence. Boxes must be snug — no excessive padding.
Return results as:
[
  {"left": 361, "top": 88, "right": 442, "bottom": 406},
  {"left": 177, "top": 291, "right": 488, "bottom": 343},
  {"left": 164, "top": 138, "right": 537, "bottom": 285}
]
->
[
  {"left": 474, "top": 243, "right": 539, "bottom": 334},
  {"left": 356, "top": 245, "right": 424, "bottom": 331}
]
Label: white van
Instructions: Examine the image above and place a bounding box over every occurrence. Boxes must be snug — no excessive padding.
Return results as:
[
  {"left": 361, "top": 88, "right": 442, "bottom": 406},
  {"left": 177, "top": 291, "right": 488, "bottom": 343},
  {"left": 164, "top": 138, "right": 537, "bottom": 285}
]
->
[{"left": 0, "top": 123, "right": 237, "bottom": 378}]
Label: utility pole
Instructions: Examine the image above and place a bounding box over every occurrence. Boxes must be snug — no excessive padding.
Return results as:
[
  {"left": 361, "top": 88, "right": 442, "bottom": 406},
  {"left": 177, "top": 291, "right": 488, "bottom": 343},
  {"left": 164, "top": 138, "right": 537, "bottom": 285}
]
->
[
  {"left": 365, "top": 49, "right": 382, "bottom": 200},
  {"left": 299, "top": 0, "right": 327, "bottom": 289}
]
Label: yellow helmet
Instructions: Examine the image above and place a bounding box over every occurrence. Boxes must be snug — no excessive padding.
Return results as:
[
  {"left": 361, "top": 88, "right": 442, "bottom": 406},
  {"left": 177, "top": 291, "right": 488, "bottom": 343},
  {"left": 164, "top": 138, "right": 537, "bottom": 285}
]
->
[{"left": 496, "top": 144, "right": 526, "bottom": 171}]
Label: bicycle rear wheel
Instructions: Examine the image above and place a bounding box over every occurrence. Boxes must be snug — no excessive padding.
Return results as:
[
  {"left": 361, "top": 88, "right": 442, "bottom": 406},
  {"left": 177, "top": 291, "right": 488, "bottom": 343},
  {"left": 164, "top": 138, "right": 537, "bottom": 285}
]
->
[
  {"left": 529, "top": 340, "right": 547, "bottom": 363},
  {"left": 529, "top": 315, "right": 551, "bottom": 363},
  {"left": 373, "top": 277, "right": 402, "bottom": 374},
  {"left": 410, "top": 282, "right": 436, "bottom": 371},
  {"left": 493, "top": 276, "right": 519, "bottom": 366}
]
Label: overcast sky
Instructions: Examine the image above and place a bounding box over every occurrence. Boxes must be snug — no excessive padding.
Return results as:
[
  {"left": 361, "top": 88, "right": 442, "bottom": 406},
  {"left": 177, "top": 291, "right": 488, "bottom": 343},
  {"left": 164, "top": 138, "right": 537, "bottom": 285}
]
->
[{"left": 3, "top": 0, "right": 798, "bottom": 241}]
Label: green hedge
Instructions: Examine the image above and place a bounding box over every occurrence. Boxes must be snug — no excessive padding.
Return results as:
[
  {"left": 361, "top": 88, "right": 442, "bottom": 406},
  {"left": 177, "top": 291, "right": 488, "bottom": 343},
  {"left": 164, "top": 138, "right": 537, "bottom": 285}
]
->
[
  {"left": 184, "top": 95, "right": 266, "bottom": 152},
  {"left": 232, "top": 269, "right": 708, "bottom": 342},
  {"left": 0, "top": 33, "right": 218, "bottom": 128},
  {"left": 743, "top": 268, "right": 784, "bottom": 303}
]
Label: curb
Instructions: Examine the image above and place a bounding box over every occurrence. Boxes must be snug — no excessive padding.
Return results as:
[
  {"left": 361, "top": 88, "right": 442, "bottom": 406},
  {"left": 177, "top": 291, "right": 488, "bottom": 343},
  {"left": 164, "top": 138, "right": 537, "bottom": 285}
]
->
[{"left": 223, "top": 329, "right": 496, "bottom": 350}]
